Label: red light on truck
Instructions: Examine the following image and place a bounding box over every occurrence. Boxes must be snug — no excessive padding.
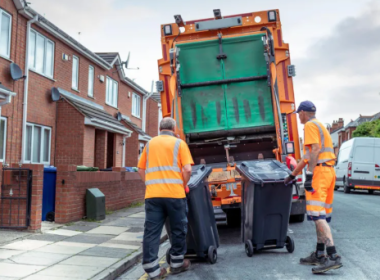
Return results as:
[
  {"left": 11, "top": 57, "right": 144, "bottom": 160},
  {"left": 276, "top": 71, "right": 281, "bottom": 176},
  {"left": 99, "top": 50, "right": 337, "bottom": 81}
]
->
[
  {"left": 348, "top": 162, "right": 352, "bottom": 177},
  {"left": 292, "top": 195, "right": 299, "bottom": 200},
  {"left": 376, "top": 164, "right": 380, "bottom": 168}
]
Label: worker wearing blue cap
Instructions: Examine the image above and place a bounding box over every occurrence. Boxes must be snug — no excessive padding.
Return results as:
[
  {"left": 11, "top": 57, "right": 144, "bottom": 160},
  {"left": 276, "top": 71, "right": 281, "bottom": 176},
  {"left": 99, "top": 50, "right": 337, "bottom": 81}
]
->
[{"left": 285, "top": 101, "right": 342, "bottom": 274}]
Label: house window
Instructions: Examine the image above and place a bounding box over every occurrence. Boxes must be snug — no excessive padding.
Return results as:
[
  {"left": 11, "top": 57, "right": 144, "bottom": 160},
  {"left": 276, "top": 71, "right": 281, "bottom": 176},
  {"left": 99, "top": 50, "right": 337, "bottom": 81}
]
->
[
  {"left": 24, "top": 123, "right": 51, "bottom": 165},
  {"left": 29, "top": 29, "right": 55, "bottom": 78},
  {"left": 0, "top": 117, "right": 7, "bottom": 162},
  {"left": 72, "top": 55, "right": 79, "bottom": 90},
  {"left": 0, "top": 9, "right": 11, "bottom": 59},
  {"left": 106, "top": 77, "right": 118, "bottom": 108},
  {"left": 132, "top": 93, "right": 141, "bottom": 118},
  {"left": 88, "top": 65, "right": 94, "bottom": 97}
]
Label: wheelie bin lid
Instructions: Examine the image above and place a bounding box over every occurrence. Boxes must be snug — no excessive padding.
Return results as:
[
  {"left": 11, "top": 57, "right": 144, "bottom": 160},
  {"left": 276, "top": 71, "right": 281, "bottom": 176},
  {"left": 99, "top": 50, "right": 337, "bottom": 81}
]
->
[
  {"left": 237, "top": 160, "right": 291, "bottom": 184},
  {"left": 44, "top": 166, "right": 57, "bottom": 173},
  {"left": 188, "top": 164, "right": 212, "bottom": 190}
]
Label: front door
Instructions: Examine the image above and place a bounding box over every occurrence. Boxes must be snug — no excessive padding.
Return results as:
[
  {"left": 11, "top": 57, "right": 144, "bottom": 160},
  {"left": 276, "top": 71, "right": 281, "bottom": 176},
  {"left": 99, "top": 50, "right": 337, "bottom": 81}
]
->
[{"left": 107, "top": 132, "right": 114, "bottom": 168}]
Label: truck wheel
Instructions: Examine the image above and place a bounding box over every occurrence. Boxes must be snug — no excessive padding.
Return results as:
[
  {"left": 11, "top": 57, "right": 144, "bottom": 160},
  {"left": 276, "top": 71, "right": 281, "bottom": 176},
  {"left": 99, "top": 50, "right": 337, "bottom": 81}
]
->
[
  {"left": 166, "top": 248, "right": 171, "bottom": 265},
  {"left": 245, "top": 240, "right": 254, "bottom": 257},
  {"left": 286, "top": 236, "right": 295, "bottom": 253},
  {"left": 368, "top": 190, "right": 374, "bottom": 194},
  {"left": 208, "top": 246, "right": 217, "bottom": 264},
  {"left": 343, "top": 178, "right": 351, "bottom": 193},
  {"left": 334, "top": 185, "right": 339, "bottom": 191}
]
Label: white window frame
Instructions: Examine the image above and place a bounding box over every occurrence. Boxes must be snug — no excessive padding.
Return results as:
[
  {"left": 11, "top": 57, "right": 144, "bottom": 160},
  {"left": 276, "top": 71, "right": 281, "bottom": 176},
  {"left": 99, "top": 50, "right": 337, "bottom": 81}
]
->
[
  {"left": 29, "top": 29, "right": 55, "bottom": 78},
  {"left": 0, "top": 8, "right": 12, "bottom": 59},
  {"left": 24, "top": 123, "right": 52, "bottom": 165},
  {"left": 72, "top": 55, "right": 79, "bottom": 90},
  {"left": 0, "top": 117, "right": 7, "bottom": 162},
  {"left": 106, "top": 76, "right": 118, "bottom": 108},
  {"left": 132, "top": 93, "right": 141, "bottom": 118},
  {"left": 88, "top": 65, "right": 94, "bottom": 97}
]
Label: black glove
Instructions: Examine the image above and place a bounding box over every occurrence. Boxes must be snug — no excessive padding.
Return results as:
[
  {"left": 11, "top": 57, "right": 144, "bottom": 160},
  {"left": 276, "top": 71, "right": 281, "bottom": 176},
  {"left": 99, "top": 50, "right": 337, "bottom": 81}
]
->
[
  {"left": 304, "top": 172, "right": 315, "bottom": 192},
  {"left": 284, "top": 174, "right": 296, "bottom": 185}
]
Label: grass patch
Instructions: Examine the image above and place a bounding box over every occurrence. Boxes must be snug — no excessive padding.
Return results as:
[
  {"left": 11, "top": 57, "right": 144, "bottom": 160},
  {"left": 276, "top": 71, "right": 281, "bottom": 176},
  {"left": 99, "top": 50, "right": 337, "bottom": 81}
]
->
[
  {"left": 129, "top": 201, "right": 144, "bottom": 208},
  {"left": 82, "top": 218, "right": 102, "bottom": 223},
  {"left": 106, "top": 210, "right": 114, "bottom": 215},
  {"left": 65, "top": 222, "right": 74, "bottom": 227}
]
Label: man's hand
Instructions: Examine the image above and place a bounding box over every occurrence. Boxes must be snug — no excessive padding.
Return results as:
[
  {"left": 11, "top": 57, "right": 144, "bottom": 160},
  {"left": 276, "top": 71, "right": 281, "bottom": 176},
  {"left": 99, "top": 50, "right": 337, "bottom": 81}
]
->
[
  {"left": 284, "top": 174, "right": 296, "bottom": 185},
  {"left": 304, "top": 171, "right": 314, "bottom": 192}
]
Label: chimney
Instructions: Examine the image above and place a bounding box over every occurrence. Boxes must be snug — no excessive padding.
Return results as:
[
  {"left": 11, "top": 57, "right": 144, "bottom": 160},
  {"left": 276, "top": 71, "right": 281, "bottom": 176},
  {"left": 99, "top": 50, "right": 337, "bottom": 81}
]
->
[
  {"left": 331, "top": 121, "right": 338, "bottom": 132},
  {"left": 337, "top": 118, "right": 344, "bottom": 129}
]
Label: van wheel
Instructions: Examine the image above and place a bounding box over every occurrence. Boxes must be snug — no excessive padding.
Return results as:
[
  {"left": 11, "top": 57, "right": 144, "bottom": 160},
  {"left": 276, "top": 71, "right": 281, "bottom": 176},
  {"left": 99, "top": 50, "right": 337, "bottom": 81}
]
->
[
  {"left": 343, "top": 178, "right": 351, "bottom": 193},
  {"left": 368, "top": 190, "right": 374, "bottom": 194}
]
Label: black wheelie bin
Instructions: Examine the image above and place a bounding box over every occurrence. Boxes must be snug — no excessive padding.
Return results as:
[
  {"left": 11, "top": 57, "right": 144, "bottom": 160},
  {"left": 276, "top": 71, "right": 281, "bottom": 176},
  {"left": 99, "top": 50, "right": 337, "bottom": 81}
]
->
[
  {"left": 237, "top": 160, "right": 295, "bottom": 257},
  {"left": 166, "top": 164, "right": 220, "bottom": 264}
]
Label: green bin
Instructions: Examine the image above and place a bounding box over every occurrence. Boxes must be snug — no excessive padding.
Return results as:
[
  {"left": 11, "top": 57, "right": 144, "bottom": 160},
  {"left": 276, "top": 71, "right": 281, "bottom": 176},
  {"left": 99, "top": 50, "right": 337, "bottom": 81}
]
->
[{"left": 86, "top": 188, "right": 105, "bottom": 220}]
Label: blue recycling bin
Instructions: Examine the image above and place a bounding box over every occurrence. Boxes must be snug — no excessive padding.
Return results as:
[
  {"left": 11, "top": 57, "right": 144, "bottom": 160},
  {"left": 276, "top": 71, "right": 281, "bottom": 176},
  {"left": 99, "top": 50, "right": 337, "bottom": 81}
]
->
[{"left": 42, "top": 166, "right": 57, "bottom": 221}]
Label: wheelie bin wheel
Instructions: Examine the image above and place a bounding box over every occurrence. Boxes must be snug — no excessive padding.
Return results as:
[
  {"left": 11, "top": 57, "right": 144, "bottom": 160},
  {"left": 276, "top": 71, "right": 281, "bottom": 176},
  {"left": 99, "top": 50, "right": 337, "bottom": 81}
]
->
[
  {"left": 166, "top": 248, "right": 171, "bottom": 264},
  {"left": 208, "top": 246, "right": 217, "bottom": 264},
  {"left": 286, "top": 236, "right": 295, "bottom": 253},
  {"left": 245, "top": 240, "right": 254, "bottom": 257}
]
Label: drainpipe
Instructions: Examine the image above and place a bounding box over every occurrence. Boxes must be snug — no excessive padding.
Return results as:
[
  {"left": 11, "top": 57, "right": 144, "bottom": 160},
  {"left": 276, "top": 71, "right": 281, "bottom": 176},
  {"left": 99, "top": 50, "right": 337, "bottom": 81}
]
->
[
  {"left": 122, "top": 136, "right": 127, "bottom": 167},
  {"left": 21, "top": 15, "right": 38, "bottom": 163},
  {"left": 142, "top": 81, "right": 154, "bottom": 132}
]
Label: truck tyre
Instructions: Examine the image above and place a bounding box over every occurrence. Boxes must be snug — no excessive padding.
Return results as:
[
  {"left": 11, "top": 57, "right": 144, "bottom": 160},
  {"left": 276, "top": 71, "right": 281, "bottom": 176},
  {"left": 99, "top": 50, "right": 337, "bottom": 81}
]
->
[
  {"left": 334, "top": 185, "right": 339, "bottom": 191},
  {"left": 368, "top": 190, "right": 374, "bottom": 194},
  {"left": 343, "top": 178, "right": 351, "bottom": 194}
]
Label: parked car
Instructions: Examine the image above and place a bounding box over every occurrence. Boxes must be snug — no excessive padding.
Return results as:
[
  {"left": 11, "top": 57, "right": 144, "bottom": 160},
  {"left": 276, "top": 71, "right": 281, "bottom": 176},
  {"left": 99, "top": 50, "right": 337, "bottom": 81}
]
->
[{"left": 335, "top": 137, "right": 380, "bottom": 194}]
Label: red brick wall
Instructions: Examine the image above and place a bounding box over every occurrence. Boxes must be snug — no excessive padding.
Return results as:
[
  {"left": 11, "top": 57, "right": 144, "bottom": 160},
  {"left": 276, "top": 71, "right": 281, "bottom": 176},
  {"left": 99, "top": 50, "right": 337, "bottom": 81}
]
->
[
  {"left": 55, "top": 165, "right": 145, "bottom": 224},
  {"left": 146, "top": 99, "right": 159, "bottom": 137},
  {"left": 125, "top": 131, "right": 139, "bottom": 167},
  {"left": 55, "top": 100, "right": 85, "bottom": 165},
  {"left": 83, "top": 126, "right": 95, "bottom": 167}
]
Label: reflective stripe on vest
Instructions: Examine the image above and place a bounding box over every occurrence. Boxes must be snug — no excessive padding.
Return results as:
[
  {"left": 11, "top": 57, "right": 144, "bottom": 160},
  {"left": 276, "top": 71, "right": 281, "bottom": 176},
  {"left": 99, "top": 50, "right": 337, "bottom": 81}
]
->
[
  {"left": 309, "top": 120, "right": 335, "bottom": 164},
  {"left": 145, "top": 138, "right": 182, "bottom": 181}
]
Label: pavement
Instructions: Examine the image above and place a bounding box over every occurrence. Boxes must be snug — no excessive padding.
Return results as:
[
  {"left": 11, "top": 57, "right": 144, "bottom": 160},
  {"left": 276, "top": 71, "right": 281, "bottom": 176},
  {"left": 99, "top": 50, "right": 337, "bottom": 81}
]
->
[
  {"left": 120, "top": 190, "right": 380, "bottom": 280},
  {"left": 0, "top": 204, "right": 167, "bottom": 280}
]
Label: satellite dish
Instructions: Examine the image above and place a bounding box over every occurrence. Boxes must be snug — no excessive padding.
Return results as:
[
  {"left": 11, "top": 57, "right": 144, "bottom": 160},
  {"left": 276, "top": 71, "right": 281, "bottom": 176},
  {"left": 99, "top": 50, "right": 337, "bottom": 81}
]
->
[
  {"left": 124, "top": 52, "right": 130, "bottom": 69},
  {"left": 51, "top": 87, "right": 61, "bottom": 102},
  {"left": 116, "top": 112, "right": 123, "bottom": 121},
  {"left": 10, "top": 63, "right": 25, "bottom": 81}
]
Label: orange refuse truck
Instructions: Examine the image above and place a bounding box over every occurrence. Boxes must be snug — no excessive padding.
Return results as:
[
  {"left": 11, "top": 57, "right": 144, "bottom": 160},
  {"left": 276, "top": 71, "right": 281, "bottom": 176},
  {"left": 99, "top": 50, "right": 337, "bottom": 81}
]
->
[{"left": 156, "top": 9, "right": 306, "bottom": 225}]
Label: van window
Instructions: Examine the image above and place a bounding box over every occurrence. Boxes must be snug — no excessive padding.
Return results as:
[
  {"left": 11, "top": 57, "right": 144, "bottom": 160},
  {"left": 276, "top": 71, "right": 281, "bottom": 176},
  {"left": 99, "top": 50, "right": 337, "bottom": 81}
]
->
[
  {"left": 338, "top": 147, "right": 350, "bottom": 163},
  {"left": 354, "top": 146, "right": 374, "bottom": 163}
]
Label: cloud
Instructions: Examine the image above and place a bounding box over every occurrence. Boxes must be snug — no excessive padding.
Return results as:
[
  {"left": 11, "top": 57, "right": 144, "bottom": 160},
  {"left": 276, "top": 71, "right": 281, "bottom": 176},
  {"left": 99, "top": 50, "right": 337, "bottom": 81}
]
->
[{"left": 293, "top": 2, "right": 380, "bottom": 124}]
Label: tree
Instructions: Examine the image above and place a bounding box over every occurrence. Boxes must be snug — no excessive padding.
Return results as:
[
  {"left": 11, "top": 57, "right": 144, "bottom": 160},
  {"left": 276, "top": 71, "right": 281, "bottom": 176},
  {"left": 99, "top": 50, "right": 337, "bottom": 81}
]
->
[{"left": 352, "top": 119, "right": 380, "bottom": 138}]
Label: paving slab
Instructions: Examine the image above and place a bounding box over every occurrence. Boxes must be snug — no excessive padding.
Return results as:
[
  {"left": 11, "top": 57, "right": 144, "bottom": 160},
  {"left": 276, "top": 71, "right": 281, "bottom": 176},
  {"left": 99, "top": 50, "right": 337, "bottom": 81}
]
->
[
  {"left": 0, "top": 230, "right": 32, "bottom": 246},
  {"left": 79, "top": 246, "right": 134, "bottom": 259},
  {"left": 105, "top": 239, "right": 142, "bottom": 247},
  {"left": 10, "top": 251, "right": 68, "bottom": 266},
  {"left": 86, "top": 226, "right": 129, "bottom": 235},
  {"left": 24, "top": 275, "right": 82, "bottom": 280},
  {"left": 128, "top": 212, "right": 145, "bottom": 219},
  {"left": 113, "top": 232, "right": 144, "bottom": 242},
  {"left": 62, "top": 224, "right": 99, "bottom": 232},
  {"left": 41, "top": 222, "right": 62, "bottom": 232},
  {"left": 0, "top": 249, "right": 24, "bottom": 259},
  {"left": 26, "top": 234, "right": 67, "bottom": 242},
  {"left": 63, "top": 233, "right": 114, "bottom": 244},
  {"left": 99, "top": 242, "right": 140, "bottom": 250},
  {"left": 60, "top": 255, "right": 119, "bottom": 267},
  {"left": 0, "top": 262, "right": 45, "bottom": 278},
  {"left": 0, "top": 277, "right": 18, "bottom": 280},
  {"left": 45, "top": 229, "right": 81, "bottom": 237},
  {"left": 36, "top": 264, "right": 105, "bottom": 278},
  {"left": 126, "top": 227, "right": 145, "bottom": 233},
  {"left": 104, "top": 218, "right": 145, "bottom": 227},
  {"left": 36, "top": 242, "right": 95, "bottom": 255},
  {"left": 1, "top": 240, "right": 52, "bottom": 251}
]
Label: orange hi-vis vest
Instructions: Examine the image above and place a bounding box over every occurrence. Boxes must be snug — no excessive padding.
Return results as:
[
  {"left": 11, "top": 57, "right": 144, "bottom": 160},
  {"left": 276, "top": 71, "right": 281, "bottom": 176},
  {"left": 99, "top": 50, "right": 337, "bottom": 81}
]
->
[
  {"left": 303, "top": 119, "right": 336, "bottom": 165},
  {"left": 138, "top": 132, "right": 194, "bottom": 199}
]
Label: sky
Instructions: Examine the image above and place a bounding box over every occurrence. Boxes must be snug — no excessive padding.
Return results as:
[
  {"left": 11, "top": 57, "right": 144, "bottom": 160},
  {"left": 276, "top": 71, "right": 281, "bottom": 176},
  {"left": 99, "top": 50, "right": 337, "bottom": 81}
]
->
[{"left": 28, "top": 0, "right": 380, "bottom": 127}]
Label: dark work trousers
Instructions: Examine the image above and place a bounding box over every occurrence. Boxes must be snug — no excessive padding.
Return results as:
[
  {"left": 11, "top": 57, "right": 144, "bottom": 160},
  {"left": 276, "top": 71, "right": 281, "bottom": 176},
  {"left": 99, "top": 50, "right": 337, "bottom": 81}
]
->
[{"left": 142, "top": 198, "right": 188, "bottom": 278}]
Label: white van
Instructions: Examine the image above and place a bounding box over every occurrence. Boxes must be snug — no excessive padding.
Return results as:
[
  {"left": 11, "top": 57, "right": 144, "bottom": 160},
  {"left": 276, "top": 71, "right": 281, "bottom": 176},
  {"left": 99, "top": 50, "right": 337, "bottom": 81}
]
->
[{"left": 335, "top": 137, "right": 380, "bottom": 194}]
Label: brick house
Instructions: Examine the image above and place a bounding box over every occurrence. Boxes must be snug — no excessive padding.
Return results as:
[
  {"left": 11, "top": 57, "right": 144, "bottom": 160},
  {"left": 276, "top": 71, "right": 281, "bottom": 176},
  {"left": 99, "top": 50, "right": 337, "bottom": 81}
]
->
[
  {"left": 0, "top": 0, "right": 161, "bottom": 169},
  {"left": 328, "top": 113, "right": 380, "bottom": 154}
]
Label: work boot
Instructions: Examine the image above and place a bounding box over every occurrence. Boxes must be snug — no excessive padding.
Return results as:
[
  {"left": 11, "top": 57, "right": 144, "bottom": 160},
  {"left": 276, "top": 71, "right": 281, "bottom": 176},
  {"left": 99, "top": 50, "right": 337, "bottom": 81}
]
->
[
  {"left": 170, "top": 259, "right": 191, "bottom": 274},
  {"left": 300, "top": 251, "right": 325, "bottom": 266},
  {"left": 312, "top": 255, "right": 343, "bottom": 274},
  {"left": 150, "top": 267, "right": 167, "bottom": 280}
]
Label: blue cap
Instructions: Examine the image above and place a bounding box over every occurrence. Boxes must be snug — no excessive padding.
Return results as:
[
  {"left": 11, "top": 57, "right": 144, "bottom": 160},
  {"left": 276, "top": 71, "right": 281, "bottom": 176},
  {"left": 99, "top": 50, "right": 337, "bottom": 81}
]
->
[{"left": 295, "top": 100, "right": 316, "bottom": 113}]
